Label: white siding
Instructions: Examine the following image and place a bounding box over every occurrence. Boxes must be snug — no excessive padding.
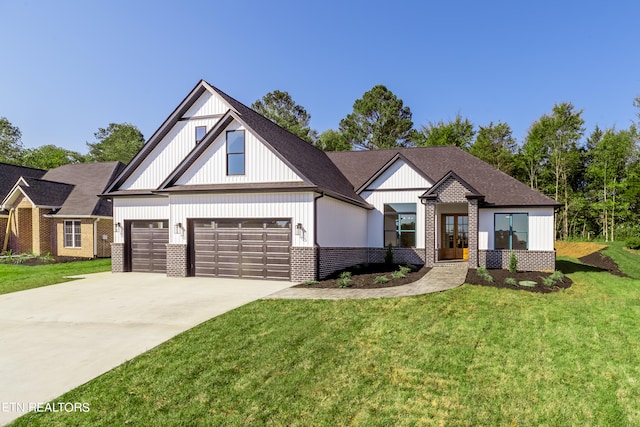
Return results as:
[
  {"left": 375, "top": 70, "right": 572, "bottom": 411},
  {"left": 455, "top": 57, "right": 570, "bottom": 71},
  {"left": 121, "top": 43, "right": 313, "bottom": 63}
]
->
[
  {"left": 316, "top": 196, "right": 368, "bottom": 247},
  {"left": 183, "top": 91, "right": 229, "bottom": 117},
  {"left": 478, "top": 207, "right": 555, "bottom": 251},
  {"left": 112, "top": 197, "right": 170, "bottom": 243},
  {"left": 168, "top": 192, "right": 314, "bottom": 246},
  {"left": 365, "top": 159, "right": 432, "bottom": 190},
  {"left": 175, "top": 123, "right": 303, "bottom": 185},
  {"left": 121, "top": 91, "right": 229, "bottom": 190},
  {"left": 361, "top": 190, "right": 425, "bottom": 248}
]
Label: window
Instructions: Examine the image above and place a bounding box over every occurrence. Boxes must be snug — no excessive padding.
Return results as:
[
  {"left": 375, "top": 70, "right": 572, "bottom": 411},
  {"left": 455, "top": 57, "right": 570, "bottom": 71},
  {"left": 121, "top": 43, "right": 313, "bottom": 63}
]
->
[
  {"left": 226, "top": 130, "right": 245, "bottom": 175},
  {"left": 64, "top": 220, "right": 81, "bottom": 248},
  {"left": 195, "top": 126, "right": 206, "bottom": 143},
  {"left": 384, "top": 203, "right": 416, "bottom": 247},
  {"left": 495, "top": 213, "right": 528, "bottom": 250}
]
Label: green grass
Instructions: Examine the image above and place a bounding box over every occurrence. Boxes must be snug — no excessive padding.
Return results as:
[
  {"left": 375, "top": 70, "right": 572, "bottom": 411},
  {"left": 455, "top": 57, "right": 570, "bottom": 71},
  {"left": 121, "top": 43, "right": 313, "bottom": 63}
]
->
[
  {"left": 0, "top": 259, "right": 111, "bottom": 295},
  {"left": 11, "top": 245, "right": 640, "bottom": 426}
]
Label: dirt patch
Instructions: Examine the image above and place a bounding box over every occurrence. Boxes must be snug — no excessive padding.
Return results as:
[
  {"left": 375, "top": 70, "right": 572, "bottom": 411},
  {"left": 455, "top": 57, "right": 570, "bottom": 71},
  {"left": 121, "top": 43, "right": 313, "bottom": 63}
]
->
[
  {"left": 465, "top": 269, "right": 573, "bottom": 293},
  {"left": 578, "top": 250, "right": 627, "bottom": 277},
  {"left": 555, "top": 241, "right": 608, "bottom": 258},
  {"left": 295, "top": 264, "right": 429, "bottom": 289}
]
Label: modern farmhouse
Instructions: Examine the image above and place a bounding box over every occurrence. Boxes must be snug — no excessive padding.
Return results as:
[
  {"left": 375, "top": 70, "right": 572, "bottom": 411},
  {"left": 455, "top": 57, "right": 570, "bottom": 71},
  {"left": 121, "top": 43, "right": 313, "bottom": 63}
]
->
[{"left": 103, "top": 80, "right": 559, "bottom": 281}]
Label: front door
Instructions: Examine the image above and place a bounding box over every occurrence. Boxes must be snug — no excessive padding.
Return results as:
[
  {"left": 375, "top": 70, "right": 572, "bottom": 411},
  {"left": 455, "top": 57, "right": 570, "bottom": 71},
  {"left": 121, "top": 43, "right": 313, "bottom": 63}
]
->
[{"left": 441, "top": 214, "right": 468, "bottom": 260}]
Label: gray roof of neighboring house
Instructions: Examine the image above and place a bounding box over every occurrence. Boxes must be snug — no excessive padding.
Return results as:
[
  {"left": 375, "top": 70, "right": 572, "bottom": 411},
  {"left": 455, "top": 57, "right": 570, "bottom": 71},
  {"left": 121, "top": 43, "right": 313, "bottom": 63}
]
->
[
  {"left": 18, "top": 177, "right": 75, "bottom": 207},
  {"left": 41, "top": 162, "right": 125, "bottom": 216},
  {"left": 0, "top": 163, "right": 46, "bottom": 214},
  {"left": 327, "top": 147, "right": 560, "bottom": 207}
]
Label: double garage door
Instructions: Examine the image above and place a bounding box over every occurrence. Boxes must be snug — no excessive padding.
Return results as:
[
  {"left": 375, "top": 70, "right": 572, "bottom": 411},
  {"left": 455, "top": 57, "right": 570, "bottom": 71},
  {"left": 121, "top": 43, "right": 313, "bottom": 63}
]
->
[
  {"left": 190, "top": 219, "right": 291, "bottom": 280},
  {"left": 128, "top": 218, "right": 291, "bottom": 280}
]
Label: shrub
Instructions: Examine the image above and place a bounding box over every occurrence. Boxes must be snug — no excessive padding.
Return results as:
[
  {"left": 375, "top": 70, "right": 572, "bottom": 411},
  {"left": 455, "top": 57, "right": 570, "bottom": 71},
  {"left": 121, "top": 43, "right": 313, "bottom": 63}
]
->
[
  {"left": 399, "top": 265, "right": 411, "bottom": 275},
  {"left": 338, "top": 271, "right": 352, "bottom": 288},
  {"left": 477, "top": 266, "right": 494, "bottom": 283},
  {"left": 404, "top": 264, "right": 417, "bottom": 272},
  {"left": 509, "top": 251, "right": 518, "bottom": 273},
  {"left": 519, "top": 280, "right": 537, "bottom": 287},
  {"left": 504, "top": 277, "right": 517, "bottom": 286},
  {"left": 384, "top": 243, "right": 394, "bottom": 264},
  {"left": 391, "top": 270, "right": 406, "bottom": 279},
  {"left": 626, "top": 237, "right": 640, "bottom": 250},
  {"left": 549, "top": 270, "right": 565, "bottom": 282},
  {"left": 541, "top": 276, "right": 555, "bottom": 287},
  {"left": 303, "top": 280, "right": 319, "bottom": 286},
  {"left": 374, "top": 275, "right": 390, "bottom": 284}
]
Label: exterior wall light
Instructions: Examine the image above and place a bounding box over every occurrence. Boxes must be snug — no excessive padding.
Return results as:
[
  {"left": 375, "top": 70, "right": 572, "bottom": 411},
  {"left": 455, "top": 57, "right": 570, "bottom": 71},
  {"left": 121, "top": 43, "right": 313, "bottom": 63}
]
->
[
  {"left": 295, "top": 223, "right": 303, "bottom": 236},
  {"left": 115, "top": 222, "right": 122, "bottom": 232},
  {"left": 174, "top": 222, "right": 183, "bottom": 234}
]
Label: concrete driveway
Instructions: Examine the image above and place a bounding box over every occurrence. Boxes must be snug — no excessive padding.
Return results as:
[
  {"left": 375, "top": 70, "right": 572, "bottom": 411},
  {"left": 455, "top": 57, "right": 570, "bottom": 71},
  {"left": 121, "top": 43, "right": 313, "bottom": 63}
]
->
[{"left": 0, "top": 272, "right": 292, "bottom": 425}]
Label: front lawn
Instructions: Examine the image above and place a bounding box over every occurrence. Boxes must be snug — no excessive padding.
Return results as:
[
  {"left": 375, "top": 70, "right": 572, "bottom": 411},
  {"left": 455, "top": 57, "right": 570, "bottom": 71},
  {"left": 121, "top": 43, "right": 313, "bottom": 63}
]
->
[
  {"left": 0, "top": 258, "right": 111, "bottom": 295},
  {"left": 11, "top": 244, "right": 640, "bottom": 426}
]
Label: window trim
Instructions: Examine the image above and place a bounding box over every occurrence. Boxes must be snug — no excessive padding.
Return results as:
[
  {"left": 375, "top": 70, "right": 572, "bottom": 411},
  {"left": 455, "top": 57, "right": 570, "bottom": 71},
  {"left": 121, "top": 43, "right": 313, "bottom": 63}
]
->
[
  {"left": 494, "top": 213, "right": 528, "bottom": 250},
  {"left": 383, "top": 203, "right": 417, "bottom": 248},
  {"left": 195, "top": 126, "right": 206, "bottom": 144},
  {"left": 64, "top": 220, "right": 82, "bottom": 248},
  {"left": 226, "top": 130, "right": 246, "bottom": 176}
]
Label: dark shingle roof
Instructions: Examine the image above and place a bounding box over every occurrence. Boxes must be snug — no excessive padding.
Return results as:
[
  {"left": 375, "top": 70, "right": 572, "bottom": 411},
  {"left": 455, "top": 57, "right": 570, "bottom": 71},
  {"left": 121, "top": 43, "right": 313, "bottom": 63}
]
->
[
  {"left": 42, "top": 162, "right": 125, "bottom": 216},
  {"left": 327, "top": 147, "right": 559, "bottom": 207},
  {"left": 18, "top": 177, "right": 74, "bottom": 206},
  {"left": 0, "top": 163, "right": 46, "bottom": 202}
]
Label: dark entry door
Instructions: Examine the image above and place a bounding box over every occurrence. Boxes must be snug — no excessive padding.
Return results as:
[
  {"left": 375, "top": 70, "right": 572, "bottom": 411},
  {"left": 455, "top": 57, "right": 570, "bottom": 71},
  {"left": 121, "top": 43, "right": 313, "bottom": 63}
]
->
[{"left": 441, "top": 215, "right": 468, "bottom": 260}]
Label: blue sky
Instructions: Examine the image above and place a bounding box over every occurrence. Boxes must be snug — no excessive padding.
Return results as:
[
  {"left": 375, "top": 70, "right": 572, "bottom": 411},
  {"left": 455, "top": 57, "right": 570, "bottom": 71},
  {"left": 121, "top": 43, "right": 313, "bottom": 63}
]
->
[{"left": 1, "top": 0, "right": 638, "bottom": 154}]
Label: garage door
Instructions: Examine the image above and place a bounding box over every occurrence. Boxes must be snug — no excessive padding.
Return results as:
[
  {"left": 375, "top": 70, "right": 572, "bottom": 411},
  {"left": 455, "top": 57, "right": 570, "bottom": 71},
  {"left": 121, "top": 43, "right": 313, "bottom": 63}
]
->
[
  {"left": 191, "top": 219, "right": 291, "bottom": 280},
  {"left": 130, "top": 220, "right": 169, "bottom": 273}
]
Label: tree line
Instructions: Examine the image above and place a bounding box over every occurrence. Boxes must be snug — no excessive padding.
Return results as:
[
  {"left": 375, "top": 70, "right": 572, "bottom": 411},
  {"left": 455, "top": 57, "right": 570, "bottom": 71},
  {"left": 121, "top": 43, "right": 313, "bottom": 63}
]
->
[
  {"left": 251, "top": 86, "right": 640, "bottom": 242},
  {"left": 3, "top": 85, "right": 638, "bottom": 242}
]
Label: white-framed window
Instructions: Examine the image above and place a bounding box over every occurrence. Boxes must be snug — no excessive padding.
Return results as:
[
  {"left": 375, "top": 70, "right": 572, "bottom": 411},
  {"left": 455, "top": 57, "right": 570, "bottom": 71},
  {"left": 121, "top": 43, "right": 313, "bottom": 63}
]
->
[{"left": 64, "top": 220, "right": 81, "bottom": 248}]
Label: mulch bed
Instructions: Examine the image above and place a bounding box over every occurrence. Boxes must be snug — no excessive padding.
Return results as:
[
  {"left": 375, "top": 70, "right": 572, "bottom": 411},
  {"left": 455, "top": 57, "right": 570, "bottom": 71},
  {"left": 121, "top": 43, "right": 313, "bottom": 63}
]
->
[
  {"left": 578, "top": 250, "right": 627, "bottom": 277},
  {"left": 1, "top": 255, "right": 91, "bottom": 266},
  {"left": 294, "top": 263, "right": 429, "bottom": 289},
  {"left": 465, "top": 269, "right": 573, "bottom": 294}
]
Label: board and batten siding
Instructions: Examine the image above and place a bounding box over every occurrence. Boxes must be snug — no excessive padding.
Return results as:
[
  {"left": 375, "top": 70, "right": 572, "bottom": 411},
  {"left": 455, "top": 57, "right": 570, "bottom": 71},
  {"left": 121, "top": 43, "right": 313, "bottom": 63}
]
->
[
  {"left": 478, "top": 207, "right": 555, "bottom": 251},
  {"left": 175, "top": 123, "right": 303, "bottom": 186},
  {"left": 364, "top": 159, "right": 432, "bottom": 190},
  {"left": 361, "top": 190, "right": 426, "bottom": 248},
  {"left": 316, "top": 196, "right": 368, "bottom": 247},
  {"left": 121, "top": 91, "right": 230, "bottom": 190},
  {"left": 168, "top": 192, "right": 315, "bottom": 246},
  {"left": 112, "top": 197, "right": 170, "bottom": 244}
]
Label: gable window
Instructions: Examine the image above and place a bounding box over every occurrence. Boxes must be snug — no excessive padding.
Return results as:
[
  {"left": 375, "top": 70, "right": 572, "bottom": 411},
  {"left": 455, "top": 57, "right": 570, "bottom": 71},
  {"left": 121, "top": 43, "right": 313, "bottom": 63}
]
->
[
  {"left": 226, "top": 130, "right": 245, "bottom": 175},
  {"left": 64, "top": 220, "right": 81, "bottom": 248},
  {"left": 384, "top": 203, "right": 416, "bottom": 247},
  {"left": 195, "top": 126, "right": 206, "bottom": 144},
  {"left": 495, "top": 213, "right": 528, "bottom": 250}
]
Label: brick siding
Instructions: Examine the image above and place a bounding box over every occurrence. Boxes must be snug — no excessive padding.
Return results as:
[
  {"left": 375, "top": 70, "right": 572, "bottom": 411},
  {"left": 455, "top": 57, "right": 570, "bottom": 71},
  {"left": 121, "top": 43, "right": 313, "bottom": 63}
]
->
[
  {"left": 96, "top": 219, "right": 114, "bottom": 258},
  {"left": 0, "top": 217, "right": 7, "bottom": 252},
  {"left": 111, "top": 243, "right": 124, "bottom": 272},
  {"left": 478, "top": 249, "right": 556, "bottom": 271},
  {"left": 166, "top": 244, "right": 188, "bottom": 277},
  {"left": 367, "top": 247, "right": 426, "bottom": 265},
  {"left": 290, "top": 247, "right": 317, "bottom": 282},
  {"left": 317, "top": 247, "right": 368, "bottom": 279}
]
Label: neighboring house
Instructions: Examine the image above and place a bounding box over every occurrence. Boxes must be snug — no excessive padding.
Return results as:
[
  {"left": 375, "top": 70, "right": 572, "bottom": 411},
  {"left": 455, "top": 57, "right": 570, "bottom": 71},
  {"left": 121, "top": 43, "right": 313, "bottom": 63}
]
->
[
  {"left": 102, "top": 80, "right": 559, "bottom": 281},
  {"left": 1, "top": 162, "right": 124, "bottom": 258}
]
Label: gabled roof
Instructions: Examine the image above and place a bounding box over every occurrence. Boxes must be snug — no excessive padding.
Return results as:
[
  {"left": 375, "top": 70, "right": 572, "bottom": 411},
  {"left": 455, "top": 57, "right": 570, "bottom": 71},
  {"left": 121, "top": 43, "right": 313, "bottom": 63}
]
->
[
  {"left": 328, "top": 147, "right": 559, "bottom": 207},
  {"left": 12, "top": 177, "right": 74, "bottom": 207},
  {"left": 354, "top": 152, "right": 433, "bottom": 193},
  {"left": 0, "top": 163, "right": 46, "bottom": 214},
  {"left": 421, "top": 170, "right": 483, "bottom": 199}
]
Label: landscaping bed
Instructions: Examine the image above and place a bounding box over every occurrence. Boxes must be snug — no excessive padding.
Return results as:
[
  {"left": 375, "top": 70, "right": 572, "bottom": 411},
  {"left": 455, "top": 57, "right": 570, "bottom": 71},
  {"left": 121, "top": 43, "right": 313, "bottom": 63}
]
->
[
  {"left": 294, "top": 263, "right": 429, "bottom": 289},
  {"left": 465, "top": 268, "right": 573, "bottom": 293},
  {"left": 578, "top": 250, "right": 627, "bottom": 277},
  {"left": 0, "top": 254, "right": 92, "bottom": 266}
]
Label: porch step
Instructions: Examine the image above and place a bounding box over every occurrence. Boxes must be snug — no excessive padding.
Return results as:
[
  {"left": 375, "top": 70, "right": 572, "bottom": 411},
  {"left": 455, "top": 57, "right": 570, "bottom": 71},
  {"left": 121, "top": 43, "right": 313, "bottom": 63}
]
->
[{"left": 434, "top": 261, "right": 468, "bottom": 269}]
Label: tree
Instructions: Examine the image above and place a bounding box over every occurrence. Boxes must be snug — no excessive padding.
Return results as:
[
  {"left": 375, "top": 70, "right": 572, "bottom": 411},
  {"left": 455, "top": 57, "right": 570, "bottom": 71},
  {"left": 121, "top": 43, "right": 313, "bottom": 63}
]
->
[
  {"left": 86, "top": 123, "right": 144, "bottom": 164},
  {"left": 251, "top": 90, "right": 317, "bottom": 143},
  {"left": 316, "top": 129, "right": 351, "bottom": 151},
  {"left": 468, "top": 121, "right": 517, "bottom": 173},
  {"left": 0, "top": 117, "right": 24, "bottom": 164},
  {"left": 339, "top": 85, "right": 414, "bottom": 150},
  {"left": 21, "top": 144, "right": 86, "bottom": 169},
  {"left": 413, "top": 115, "right": 475, "bottom": 149}
]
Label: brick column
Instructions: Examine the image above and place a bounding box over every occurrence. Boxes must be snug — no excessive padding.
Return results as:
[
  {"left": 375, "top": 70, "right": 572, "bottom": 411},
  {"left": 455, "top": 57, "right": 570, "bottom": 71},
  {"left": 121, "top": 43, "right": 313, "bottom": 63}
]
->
[
  {"left": 291, "top": 246, "right": 318, "bottom": 282},
  {"left": 111, "top": 243, "right": 125, "bottom": 272},
  {"left": 424, "top": 200, "right": 436, "bottom": 267},
  {"left": 166, "top": 244, "right": 188, "bottom": 277},
  {"left": 467, "top": 198, "right": 478, "bottom": 268}
]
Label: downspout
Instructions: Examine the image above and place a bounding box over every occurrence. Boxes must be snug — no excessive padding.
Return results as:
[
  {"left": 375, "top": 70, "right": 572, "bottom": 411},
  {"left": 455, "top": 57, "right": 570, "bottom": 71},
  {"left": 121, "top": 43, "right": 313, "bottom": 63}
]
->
[
  {"left": 313, "top": 192, "right": 324, "bottom": 280},
  {"left": 93, "top": 218, "right": 100, "bottom": 258}
]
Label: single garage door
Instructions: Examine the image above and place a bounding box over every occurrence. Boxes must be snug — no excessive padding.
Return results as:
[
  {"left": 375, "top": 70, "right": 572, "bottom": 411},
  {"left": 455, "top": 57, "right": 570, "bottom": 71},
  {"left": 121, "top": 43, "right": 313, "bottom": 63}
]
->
[
  {"left": 130, "top": 220, "right": 169, "bottom": 273},
  {"left": 191, "top": 219, "right": 291, "bottom": 280}
]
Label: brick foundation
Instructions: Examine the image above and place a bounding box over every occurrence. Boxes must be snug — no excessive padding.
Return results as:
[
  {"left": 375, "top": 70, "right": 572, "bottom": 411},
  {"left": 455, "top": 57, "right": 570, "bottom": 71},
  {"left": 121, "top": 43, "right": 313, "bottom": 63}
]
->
[
  {"left": 111, "top": 243, "right": 124, "bottom": 272},
  {"left": 166, "top": 244, "right": 188, "bottom": 277},
  {"left": 318, "top": 247, "right": 368, "bottom": 279},
  {"left": 291, "top": 247, "right": 317, "bottom": 282},
  {"left": 478, "top": 249, "right": 556, "bottom": 271},
  {"left": 367, "top": 247, "right": 426, "bottom": 265}
]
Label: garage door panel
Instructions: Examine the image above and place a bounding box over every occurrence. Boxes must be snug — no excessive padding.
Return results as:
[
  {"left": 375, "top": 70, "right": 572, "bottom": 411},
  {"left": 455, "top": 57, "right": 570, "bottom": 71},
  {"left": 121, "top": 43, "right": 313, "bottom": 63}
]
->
[
  {"left": 191, "top": 219, "right": 291, "bottom": 280},
  {"left": 130, "top": 221, "right": 168, "bottom": 273}
]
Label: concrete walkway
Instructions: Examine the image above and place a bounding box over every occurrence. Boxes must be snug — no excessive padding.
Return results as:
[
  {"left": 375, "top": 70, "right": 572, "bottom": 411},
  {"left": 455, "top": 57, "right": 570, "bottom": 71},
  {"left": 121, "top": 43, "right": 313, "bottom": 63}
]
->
[{"left": 266, "top": 264, "right": 468, "bottom": 300}]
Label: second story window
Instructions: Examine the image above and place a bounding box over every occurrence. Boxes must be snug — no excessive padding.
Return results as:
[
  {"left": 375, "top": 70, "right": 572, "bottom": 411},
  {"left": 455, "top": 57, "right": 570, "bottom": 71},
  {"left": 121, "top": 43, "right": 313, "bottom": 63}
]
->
[
  {"left": 195, "top": 126, "right": 206, "bottom": 144},
  {"left": 226, "top": 130, "right": 245, "bottom": 175}
]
